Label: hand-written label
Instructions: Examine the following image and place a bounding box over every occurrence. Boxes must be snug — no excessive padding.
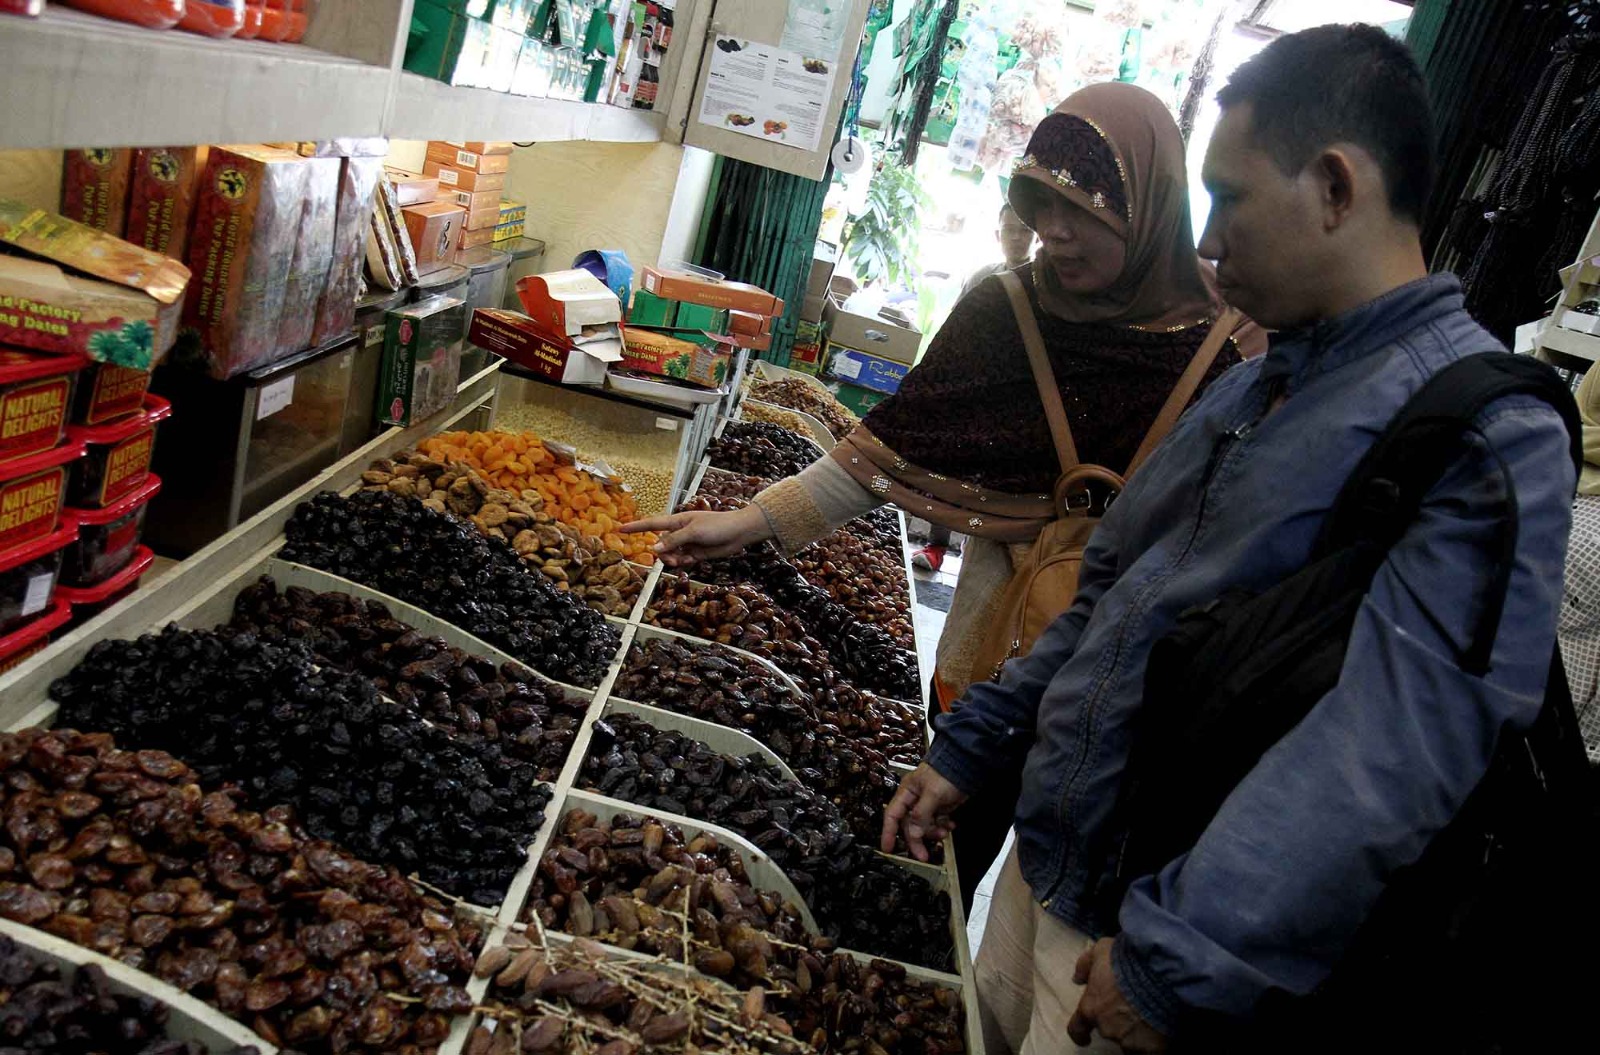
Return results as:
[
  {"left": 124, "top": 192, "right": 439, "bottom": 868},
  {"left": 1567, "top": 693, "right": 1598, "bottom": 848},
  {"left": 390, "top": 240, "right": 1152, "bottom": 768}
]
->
[
  {"left": 655, "top": 417, "right": 679, "bottom": 432},
  {"left": 22, "top": 572, "right": 51, "bottom": 618},
  {"left": 256, "top": 375, "right": 295, "bottom": 420},
  {"left": 830, "top": 353, "right": 861, "bottom": 380}
]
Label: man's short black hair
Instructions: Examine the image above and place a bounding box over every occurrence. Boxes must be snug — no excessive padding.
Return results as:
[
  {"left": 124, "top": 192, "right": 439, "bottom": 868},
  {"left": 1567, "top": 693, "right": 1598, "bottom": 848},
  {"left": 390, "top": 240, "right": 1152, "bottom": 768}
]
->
[{"left": 1217, "top": 24, "right": 1435, "bottom": 224}]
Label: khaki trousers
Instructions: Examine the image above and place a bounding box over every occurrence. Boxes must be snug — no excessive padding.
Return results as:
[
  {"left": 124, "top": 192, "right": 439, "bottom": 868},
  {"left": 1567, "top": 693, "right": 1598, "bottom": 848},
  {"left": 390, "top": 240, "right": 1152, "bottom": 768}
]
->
[{"left": 975, "top": 846, "right": 1121, "bottom": 1055}]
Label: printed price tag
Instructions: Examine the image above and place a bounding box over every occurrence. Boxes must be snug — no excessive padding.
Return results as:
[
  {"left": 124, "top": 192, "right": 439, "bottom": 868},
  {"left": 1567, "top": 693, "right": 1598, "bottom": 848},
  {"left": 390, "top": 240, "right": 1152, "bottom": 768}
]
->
[
  {"left": 830, "top": 353, "right": 861, "bottom": 380},
  {"left": 22, "top": 573, "right": 51, "bottom": 618},
  {"left": 655, "top": 417, "right": 679, "bottom": 431},
  {"left": 256, "top": 375, "right": 296, "bottom": 420}
]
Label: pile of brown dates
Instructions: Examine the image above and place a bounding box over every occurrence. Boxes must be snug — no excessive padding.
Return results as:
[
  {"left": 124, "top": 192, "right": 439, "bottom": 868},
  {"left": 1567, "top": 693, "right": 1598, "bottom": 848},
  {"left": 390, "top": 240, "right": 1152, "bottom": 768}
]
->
[
  {"left": 582, "top": 715, "right": 953, "bottom": 970},
  {"left": 281, "top": 490, "right": 620, "bottom": 687},
  {"left": 792, "top": 531, "right": 915, "bottom": 652},
  {"left": 50, "top": 627, "right": 551, "bottom": 905},
  {"left": 226, "top": 578, "right": 588, "bottom": 782},
  {"left": 362, "top": 452, "right": 644, "bottom": 617},
  {"left": 0, "top": 728, "right": 480, "bottom": 1053}
]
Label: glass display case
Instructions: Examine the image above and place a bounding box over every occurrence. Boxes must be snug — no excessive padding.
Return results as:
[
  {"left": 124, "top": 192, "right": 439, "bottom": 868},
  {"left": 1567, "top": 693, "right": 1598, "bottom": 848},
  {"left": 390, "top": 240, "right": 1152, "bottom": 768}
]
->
[
  {"left": 145, "top": 337, "right": 357, "bottom": 556},
  {"left": 490, "top": 366, "right": 718, "bottom": 517}
]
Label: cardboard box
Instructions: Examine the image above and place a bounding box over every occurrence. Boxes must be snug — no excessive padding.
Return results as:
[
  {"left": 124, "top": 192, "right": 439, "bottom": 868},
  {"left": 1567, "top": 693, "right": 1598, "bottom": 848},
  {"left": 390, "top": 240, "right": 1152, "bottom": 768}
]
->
[
  {"left": 620, "top": 327, "right": 734, "bottom": 389},
  {"left": 1558, "top": 307, "right": 1600, "bottom": 337},
  {"left": 439, "top": 140, "right": 515, "bottom": 156},
  {"left": 60, "top": 149, "right": 133, "bottom": 237},
  {"left": 628, "top": 288, "right": 676, "bottom": 327},
  {"left": 468, "top": 308, "right": 620, "bottom": 385},
  {"left": 730, "top": 331, "right": 772, "bottom": 352},
  {"left": 0, "top": 199, "right": 189, "bottom": 369},
  {"left": 277, "top": 157, "right": 341, "bottom": 355},
  {"left": 640, "top": 266, "right": 782, "bottom": 316},
  {"left": 402, "top": 201, "right": 466, "bottom": 271},
  {"left": 800, "top": 292, "right": 827, "bottom": 324},
  {"left": 492, "top": 220, "right": 524, "bottom": 242},
  {"left": 450, "top": 187, "right": 501, "bottom": 213},
  {"left": 796, "top": 318, "right": 826, "bottom": 347},
  {"left": 823, "top": 294, "right": 921, "bottom": 365},
  {"left": 728, "top": 309, "right": 771, "bottom": 337},
  {"left": 789, "top": 341, "right": 823, "bottom": 367},
  {"left": 463, "top": 202, "right": 501, "bottom": 231},
  {"left": 830, "top": 379, "right": 889, "bottom": 416},
  {"left": 516, "top": 269, "right": 622, "bottom": 338},
  {"left": 379, "top": 295, "right": 466, "bottom": 426},
  {"left": 459, "top": 226, "right": 498, "bottom": 250},
  {"left": 312, "top": 156, "right": 384, "bottom": 345},
  {"left": 424, "top": 162, "right": 508, "bottom": 194},
  {"left": 426, "top": 142, "right": 512, "bottom": 175},
  {"left": 806, "top": 241, "right": 838, "bottom": 298},
  {"left": 384, "top": 167, "right": 439, "bottom": 205},
  {"left": 125, "top": 147, "right": 206, "bottom": 261},
  {"left": 675, "top": 302, "right": 729, "bottom": 334},
  {"left": 825, "top": 341, "right": 910, "bottom": 395},
  {"left": 184, "top": 146, "right": 310, "bottom": 378},
  {"left": 498, "top": 199, "right": 526, "bottom": 225}
]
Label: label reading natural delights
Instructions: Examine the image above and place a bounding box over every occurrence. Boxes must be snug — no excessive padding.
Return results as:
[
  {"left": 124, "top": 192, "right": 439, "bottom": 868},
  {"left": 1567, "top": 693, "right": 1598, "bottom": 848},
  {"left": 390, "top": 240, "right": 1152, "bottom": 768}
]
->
[
  {"left": 0, "top": 378, "right": 68, "bottom": 461},
  {"left": 0, "top": 467, "right": 63, "bottom": 551},
  {"left": 84, "top": 365, "right": 150, "bottom": 425},
  {"left": 100, "top": 428, "right": 154, "bottom": 506}
]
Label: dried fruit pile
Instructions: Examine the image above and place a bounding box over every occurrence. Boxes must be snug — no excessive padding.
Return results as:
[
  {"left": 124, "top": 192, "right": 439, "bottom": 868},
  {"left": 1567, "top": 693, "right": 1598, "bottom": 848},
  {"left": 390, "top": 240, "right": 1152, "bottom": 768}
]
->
[
  {"left": 748, "top": 378, "right": 859, "bottom": 441},
  {"left": 707, "top": 422, "right": 820, "bottom": 480},
  {"left": 0, "top": 729, "right": 480, "bottom": 1053},
  {"left": 226, "top": 578, "right": 588, "bottom": 782},
  {"left": 361, "top": 451, "right": 646, "bottom": 615},
  {"left": 583, "top": 715, "right": 953, "bottom": 970},
  {"left": 789, "top": 530, "right": 914, "bottom": 653},
  {"left": 280, "top": 490, "right": 621, "bottom": 687},
  {"left": 468, "top": 934, "right": 803, "bottom": 1055},
  {"left": 0, "top": 933, "right": 260, "bottom": 1055},
  {"left": 49, "top": 628, "right": 551, "bottom": 905},
  {"left": 518, "top": 810, "right": 966, "bottom": 1055},
  {"left": 416, "top": 431, "right": 659, "bottom": 563},
  {"left": 676, "top": 468, "right": 768, "bottom": 514},
  {"left": 740, "top": 402, "right": 819, "bottom": 444},
  {"left": 646, "top": 573, "right": 920, "bottom": 706}
]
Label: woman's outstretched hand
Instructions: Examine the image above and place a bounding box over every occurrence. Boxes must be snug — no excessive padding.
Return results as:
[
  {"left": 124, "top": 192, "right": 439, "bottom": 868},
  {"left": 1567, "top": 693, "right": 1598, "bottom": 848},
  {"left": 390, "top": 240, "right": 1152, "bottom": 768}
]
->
[{"left": 621, "top": 505, "right": 774, "bottom": 566}]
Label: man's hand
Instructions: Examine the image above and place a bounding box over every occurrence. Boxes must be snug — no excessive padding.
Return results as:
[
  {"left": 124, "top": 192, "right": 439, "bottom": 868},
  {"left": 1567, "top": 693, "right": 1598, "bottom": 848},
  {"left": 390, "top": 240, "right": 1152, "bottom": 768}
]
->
[
  {"left": 880, "top": 763, "right": 968, "bottom": 862},
  {"left": 621, "top": 506, "right": 773, "bottom": 566},
  {"left": 1068, "top": 938, "right": 1168, "bottom": 1052}
]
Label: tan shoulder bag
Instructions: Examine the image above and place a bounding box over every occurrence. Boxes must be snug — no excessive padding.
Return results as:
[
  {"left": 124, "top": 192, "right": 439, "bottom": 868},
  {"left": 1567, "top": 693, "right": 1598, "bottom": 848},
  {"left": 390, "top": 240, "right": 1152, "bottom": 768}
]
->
[{"left": 968, "top": 271, "right": 1239, "bottom": 686}]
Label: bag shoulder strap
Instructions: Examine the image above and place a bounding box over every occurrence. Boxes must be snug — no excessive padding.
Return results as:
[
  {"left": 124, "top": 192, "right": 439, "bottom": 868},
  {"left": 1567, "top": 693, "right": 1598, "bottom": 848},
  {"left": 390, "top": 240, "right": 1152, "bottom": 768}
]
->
[
  {"left": 1319, "top": 351, "right": 1582, "bottom": 675},
  {"left": 999, "top": 270, "right": 1078, "bottom": 473},
  {"left": 1125, "top": 308, "right": 1242, "bottom": 477}
]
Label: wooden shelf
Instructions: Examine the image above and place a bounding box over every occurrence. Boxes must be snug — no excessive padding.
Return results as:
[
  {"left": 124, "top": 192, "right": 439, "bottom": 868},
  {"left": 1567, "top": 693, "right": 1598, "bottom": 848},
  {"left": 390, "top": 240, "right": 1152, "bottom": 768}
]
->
[
  {"left": 0, "top": 7, "right": 391, "bottom": 148},
  {"left": 388, "top": 74, "right": 668, "bottom": 144},
  {"left": 0, "top": 8, "right": 669, "bottom": 149}
]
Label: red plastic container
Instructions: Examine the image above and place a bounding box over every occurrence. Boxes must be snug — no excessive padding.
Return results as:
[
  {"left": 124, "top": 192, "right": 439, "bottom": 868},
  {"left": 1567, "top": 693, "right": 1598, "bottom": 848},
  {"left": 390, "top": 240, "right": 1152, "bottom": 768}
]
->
[
  {"left": 73, "top": 362, "right": 153, "bottom": 427},
  {"left": 0, "top": 440, "right": 87, "bottom": 554},
  {"left": 60, "top": 0, "right": 186, "bottom": 30},
  {"left": 62, "top": 473, "right": 160, "bottom": 588},
  {"left": 0, "top": 599, "right": 72, "bottom": 674},
  {"left": 56, "top": 544, "right": 154, "bottom": 624},
  {"left": 0, "top": 520, "right": 78, "bottom": 636},
  {"left": 0, "top": 350, "right": 88, "bottom": 467},
  {"left": 66, "top": 394, "right": 170, "bottom": 509},
  {"left": 178, "top": 0, "right": 243, "bottom": 36}
]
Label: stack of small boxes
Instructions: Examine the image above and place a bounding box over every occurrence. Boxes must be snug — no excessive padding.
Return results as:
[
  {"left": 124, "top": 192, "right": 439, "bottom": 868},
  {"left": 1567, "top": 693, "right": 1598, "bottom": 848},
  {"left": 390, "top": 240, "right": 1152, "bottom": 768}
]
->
[
  {"left": 622, "top": 267, "right": 785, "bottom": 390},
  {"left": 790, "top": 241, "right": 837, "bottom": 376},
  {"left": 417, "top": 141, "right": 528, "bottom": 253}
]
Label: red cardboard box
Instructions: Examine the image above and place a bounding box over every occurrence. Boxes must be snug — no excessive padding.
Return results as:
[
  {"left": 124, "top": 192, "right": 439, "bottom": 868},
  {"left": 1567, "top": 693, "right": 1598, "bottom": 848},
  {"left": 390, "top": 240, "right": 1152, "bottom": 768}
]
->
[
  {"left": 640, "top": 266, "right": 783, "bottom": 316},
  {"left": 468, "top": 309, "right": 619, "bottom": 385},
  {"left": 125, "top": 146, "right": 206, "bottom": 260}
]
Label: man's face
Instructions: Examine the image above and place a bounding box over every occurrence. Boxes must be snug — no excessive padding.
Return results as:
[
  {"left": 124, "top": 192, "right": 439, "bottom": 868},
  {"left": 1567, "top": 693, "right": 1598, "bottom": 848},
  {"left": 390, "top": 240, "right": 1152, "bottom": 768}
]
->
[
  {"left": 998, "top": 211, "right": 1035, "bottom": 268},
  {"left": 1198, "top": 103, "right": 1329, "bottom": 330}
]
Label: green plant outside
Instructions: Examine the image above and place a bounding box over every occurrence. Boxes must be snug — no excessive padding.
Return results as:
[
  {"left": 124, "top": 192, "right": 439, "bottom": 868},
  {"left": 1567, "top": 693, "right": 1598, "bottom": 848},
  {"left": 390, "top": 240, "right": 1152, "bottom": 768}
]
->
[{"left": 843, "top": 157, "right": 930, "bottom": 289}]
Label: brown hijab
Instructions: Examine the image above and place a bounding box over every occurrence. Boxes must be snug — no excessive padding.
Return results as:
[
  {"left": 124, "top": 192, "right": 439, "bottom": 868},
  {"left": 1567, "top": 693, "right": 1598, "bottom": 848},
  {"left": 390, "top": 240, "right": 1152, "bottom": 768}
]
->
[{"left": 830, "top": 84, "right": 1253, "bottom": 542}]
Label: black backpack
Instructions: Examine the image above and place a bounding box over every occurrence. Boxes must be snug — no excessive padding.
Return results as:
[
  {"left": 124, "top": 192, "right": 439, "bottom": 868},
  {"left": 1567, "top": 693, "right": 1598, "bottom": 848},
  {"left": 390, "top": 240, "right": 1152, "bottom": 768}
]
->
[{"left": 1108, "top": 352, "right": 1595, "bottom": 1053}]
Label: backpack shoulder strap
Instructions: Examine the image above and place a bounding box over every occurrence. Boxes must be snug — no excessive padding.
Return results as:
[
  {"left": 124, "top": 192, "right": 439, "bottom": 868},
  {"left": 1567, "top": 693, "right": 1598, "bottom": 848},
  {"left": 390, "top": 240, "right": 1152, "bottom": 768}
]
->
[
  {"left": 1319, "top": 351, "right": 1582, "bottom": 675},
  {"left": 998, "top": 269, "right": 1079, "bottom": 473}
]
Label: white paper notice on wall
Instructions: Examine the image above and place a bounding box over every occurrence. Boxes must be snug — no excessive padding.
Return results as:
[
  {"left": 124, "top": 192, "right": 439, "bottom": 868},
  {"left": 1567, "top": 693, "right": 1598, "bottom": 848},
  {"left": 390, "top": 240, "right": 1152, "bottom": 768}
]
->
[
  {"left": 782, "top": 0, "right": 851, "bottom": 58},
  {"left": 829, "top": 352, "right": 861, "bottom": 380},
  {"left": 697, "top": 37, "right": 833, "bottom": 153},
  {"left": 256, "top": 375, "right": 296, "bottom": 421},
  {"left": 22, "top": 573, "right": 51, "bottom": 618}
]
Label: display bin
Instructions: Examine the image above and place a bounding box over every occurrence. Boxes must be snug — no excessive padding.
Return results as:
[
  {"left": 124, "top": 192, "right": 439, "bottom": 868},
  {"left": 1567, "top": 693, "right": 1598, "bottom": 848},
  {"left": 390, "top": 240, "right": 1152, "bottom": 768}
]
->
[
  {"left": 0, "top": 367, "right": 978, "bottom": 1055},
  {"left": 343, "top": 289, "right": 410, "bottom": 457},
  {"left": 146, "top": 336, "right": 357, "bottom": 556},
  {"left": 489, "top": 364, "right": 718, "bottom": 517}
]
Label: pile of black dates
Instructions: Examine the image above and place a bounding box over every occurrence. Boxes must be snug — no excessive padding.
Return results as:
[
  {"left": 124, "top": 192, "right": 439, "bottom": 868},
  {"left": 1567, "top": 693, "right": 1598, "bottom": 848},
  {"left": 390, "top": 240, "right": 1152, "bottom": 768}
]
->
[
  {"left": 50, "top": 627, "right": 551, "bottom": 905},
  {"left": 707, "top": 422, "right": 820, "bottom": 480},
  {"left": 520, "top": 809, "right": 967, "bottom": 1055},
  {"left": 582, "top": 714, "right": 954, "bottom": 970},
  {"left": 0, "top": 934, "right": 260, "bottom": 1055},
  {"left": 280, "top": 490, "right": 619, "bottom": 687},
  {"left": 226, "top": 578, "right": 588, "bottom": 782}
]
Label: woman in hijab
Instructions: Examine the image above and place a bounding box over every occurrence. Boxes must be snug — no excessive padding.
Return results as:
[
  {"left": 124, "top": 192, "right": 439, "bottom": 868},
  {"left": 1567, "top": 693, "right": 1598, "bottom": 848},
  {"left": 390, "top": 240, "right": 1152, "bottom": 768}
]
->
[
  {"left": 626, "top": 83, "right": 1263, "bottom": 911},
  {"left": 1557, "top": 364, "right": 1600, "bottom": 765}
]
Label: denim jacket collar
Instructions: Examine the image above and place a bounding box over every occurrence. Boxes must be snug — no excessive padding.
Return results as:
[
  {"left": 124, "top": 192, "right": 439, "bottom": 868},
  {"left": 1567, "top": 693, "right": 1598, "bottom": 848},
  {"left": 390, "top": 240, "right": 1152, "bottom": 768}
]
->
[{"left": 1261, "top": 274, "right": 1465, "bottom": 393}]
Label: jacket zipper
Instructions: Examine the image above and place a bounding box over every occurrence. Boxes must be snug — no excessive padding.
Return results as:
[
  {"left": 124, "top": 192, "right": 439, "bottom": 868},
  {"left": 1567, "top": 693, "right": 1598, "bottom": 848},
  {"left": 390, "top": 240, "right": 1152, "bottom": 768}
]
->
[{"left": 1042, "top": 397, "right": 1273, "bottom": 911}]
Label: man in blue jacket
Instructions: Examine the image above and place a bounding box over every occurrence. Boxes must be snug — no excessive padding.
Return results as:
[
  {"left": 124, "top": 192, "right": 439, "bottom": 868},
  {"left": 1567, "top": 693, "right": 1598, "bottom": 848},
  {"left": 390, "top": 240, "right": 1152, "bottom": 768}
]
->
[{"left": 882, "top": 24, "right": 1576, "bottom": 1053}]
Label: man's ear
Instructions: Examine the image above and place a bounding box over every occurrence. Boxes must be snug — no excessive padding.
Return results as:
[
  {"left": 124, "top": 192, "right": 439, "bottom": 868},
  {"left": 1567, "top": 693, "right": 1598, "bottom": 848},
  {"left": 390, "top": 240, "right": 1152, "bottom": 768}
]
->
[{"left": 1313, "top": 147, "right": 1360, "bottom": 232}]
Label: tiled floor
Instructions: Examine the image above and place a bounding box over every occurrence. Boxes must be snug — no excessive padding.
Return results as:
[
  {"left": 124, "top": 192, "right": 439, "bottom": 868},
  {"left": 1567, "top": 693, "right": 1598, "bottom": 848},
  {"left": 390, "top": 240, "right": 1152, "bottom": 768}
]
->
[{"left": 908, "top": 542, "right": 1010, "bottom": 955}]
